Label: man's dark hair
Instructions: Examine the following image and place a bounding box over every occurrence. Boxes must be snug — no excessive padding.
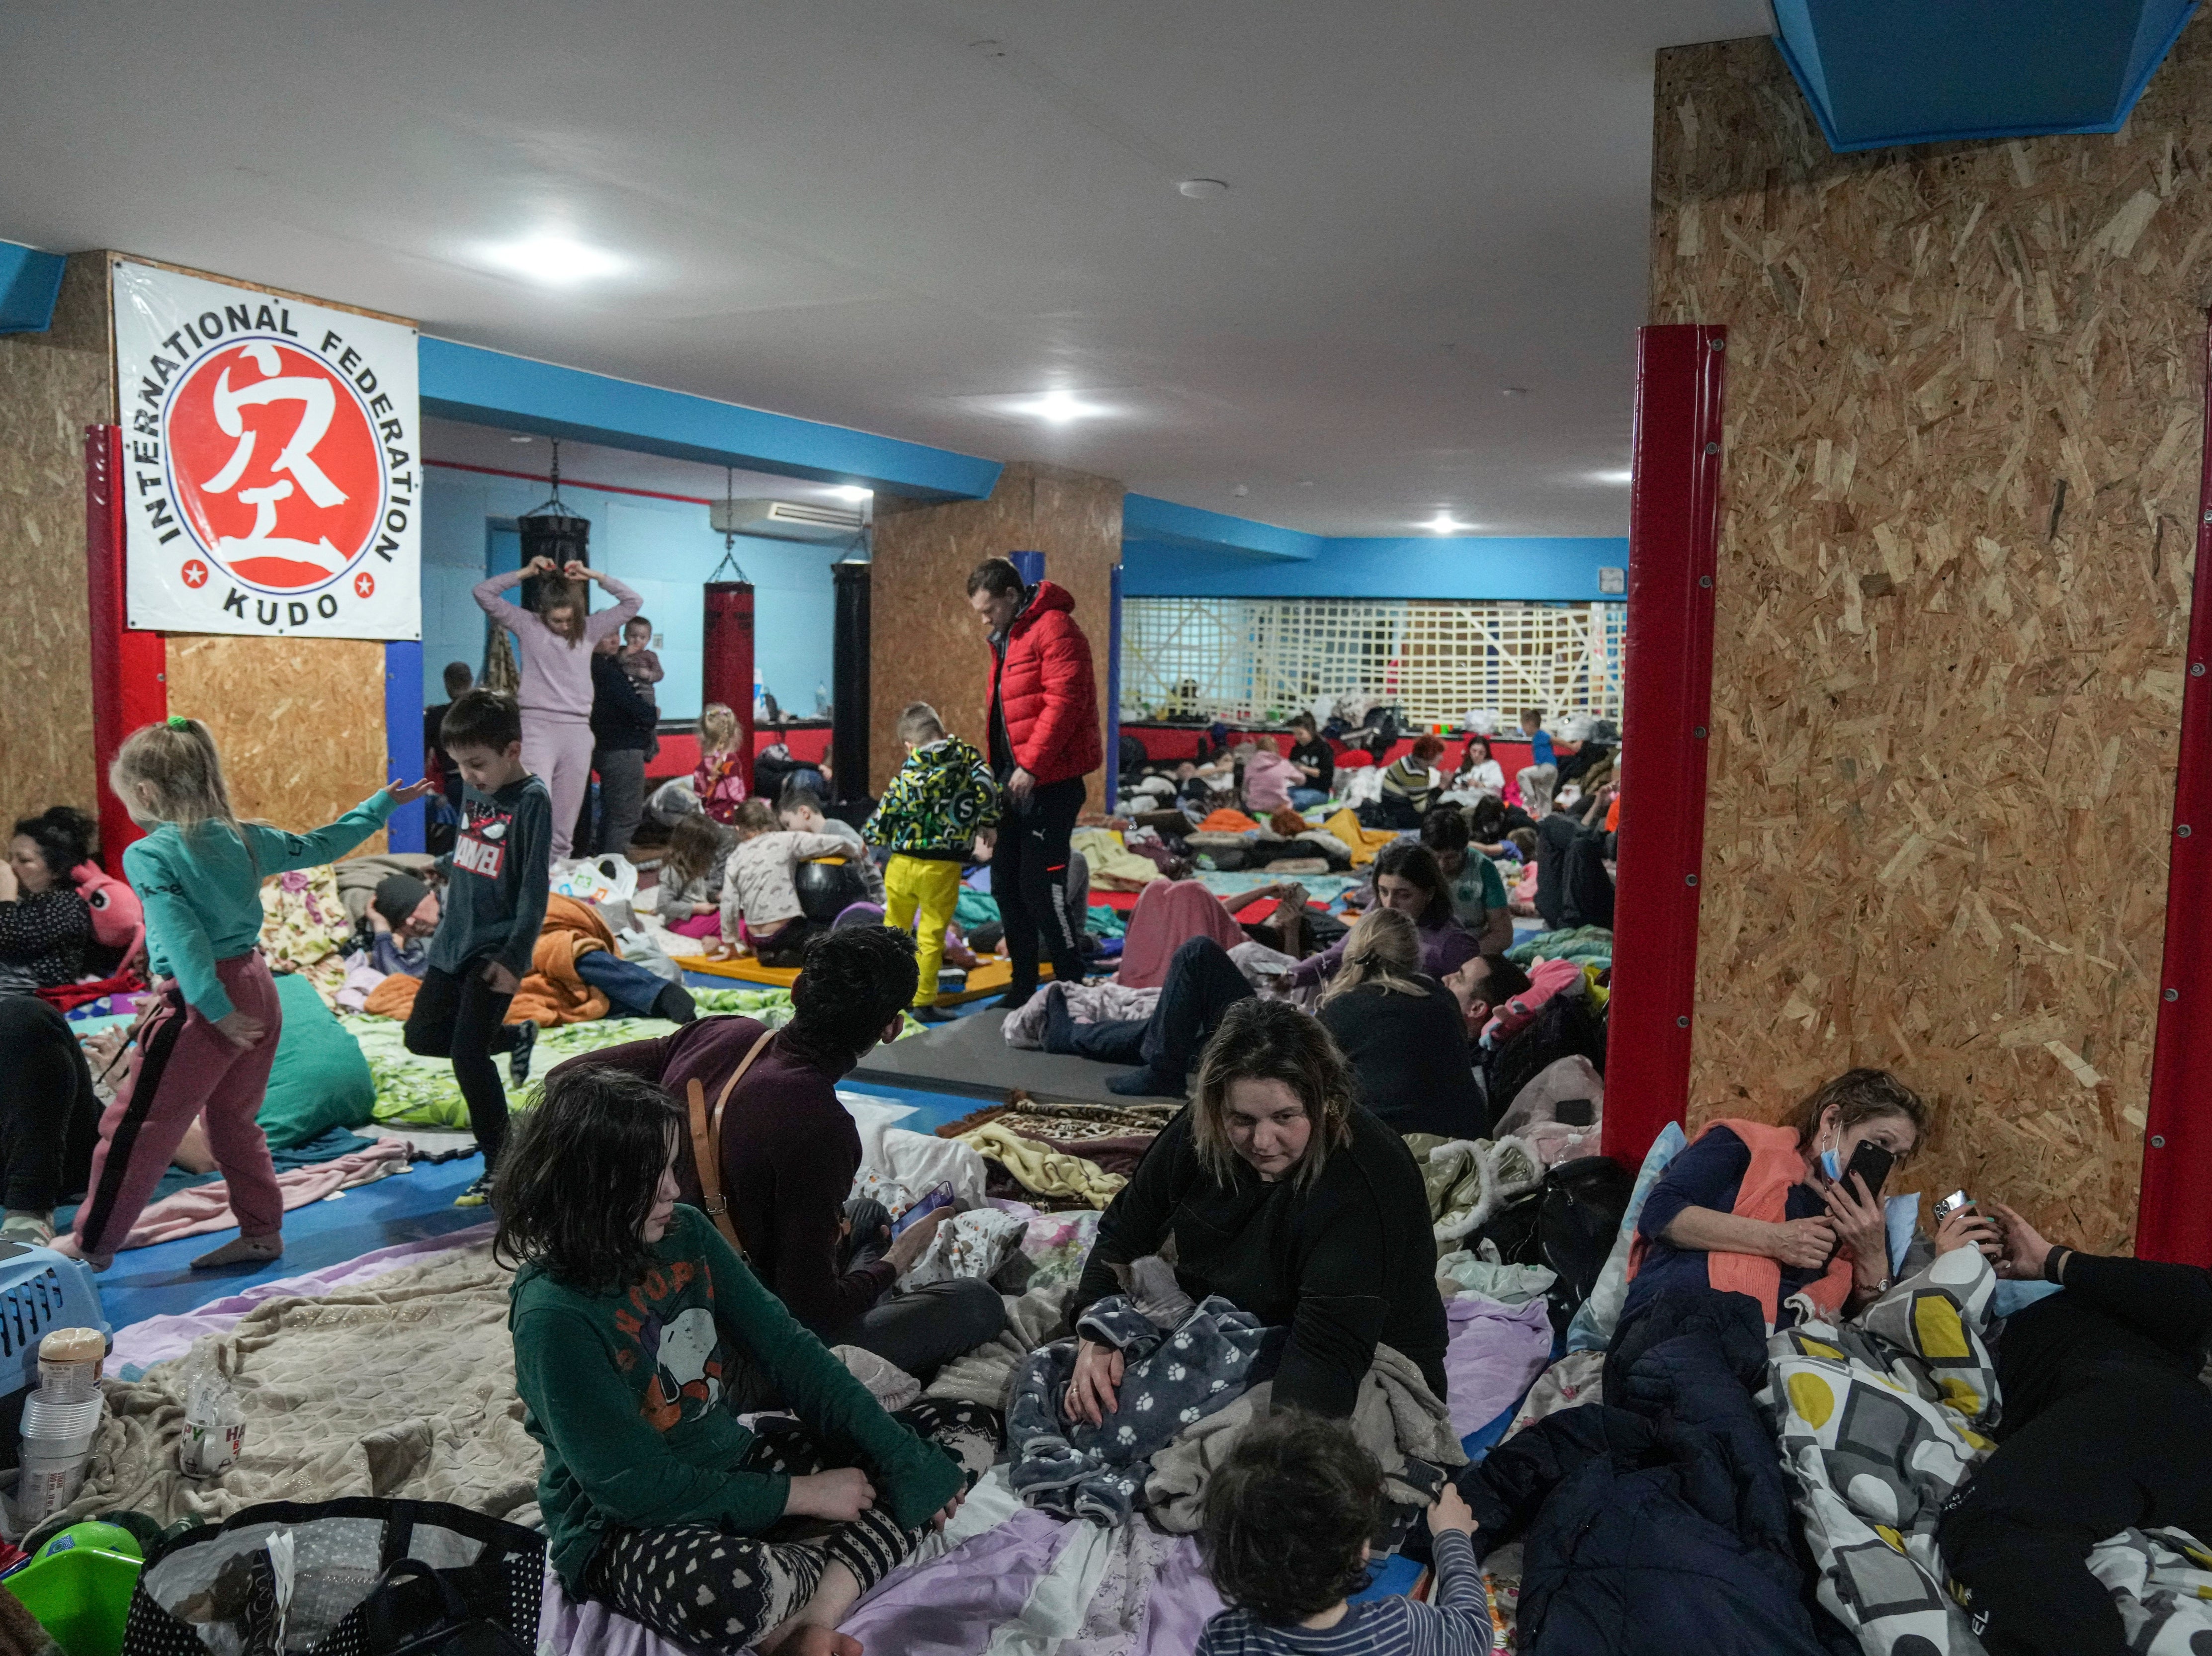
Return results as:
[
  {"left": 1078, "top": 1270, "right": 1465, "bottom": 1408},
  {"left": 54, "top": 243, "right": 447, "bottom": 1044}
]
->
[
  {"left": 1478, "top": 953, "right": 1533, "bottom": 1006},
  {"left": 1467, "top": 795, "right": 1507, "bottom": 841},
  {"left": 626, "top": 614, "right": 653, "bottom": 634},
  {"left": 493, "top": 1066, "right": 683, "bottom": 1294},
  {"left": 777, "top": 779, "right": 828, "bottom": 816},
  {"left": 441, "top": 660, "right": 474, "bottom": 696},
  {"left": 786, "top": 926, "right": 920, "bottom": 1065},
  {"left": 440, "top": 689, "right": 522, "bottom": 753},
  {"left": 966, "top": 557, "right": 1025, "bottom": 599},
  {"left": 1198, "top": 1410, "right": 1381, "bottom": 1625},
  {"left": 1420, "top": 805, "right": 1471, "bottom": 856}
]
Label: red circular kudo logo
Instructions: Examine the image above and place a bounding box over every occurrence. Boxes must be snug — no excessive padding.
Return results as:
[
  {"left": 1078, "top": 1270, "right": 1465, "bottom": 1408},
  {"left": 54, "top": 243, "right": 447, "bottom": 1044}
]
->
[{"left": 165, "top": 340, "right": 383, "bottom": 593}]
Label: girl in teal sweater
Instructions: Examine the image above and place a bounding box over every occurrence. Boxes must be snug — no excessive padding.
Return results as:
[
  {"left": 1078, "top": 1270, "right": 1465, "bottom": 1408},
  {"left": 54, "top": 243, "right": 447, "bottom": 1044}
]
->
[
  {"left": 59, "top": 717, "right": 434, "bottom": 1270},
  {"left": 500, "top": 1064, "right": 998, "bottom": 1656}
]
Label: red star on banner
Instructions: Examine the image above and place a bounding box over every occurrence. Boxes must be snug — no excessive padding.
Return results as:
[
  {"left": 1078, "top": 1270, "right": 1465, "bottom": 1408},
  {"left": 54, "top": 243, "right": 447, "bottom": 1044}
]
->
[
  {"left": 354, "top": 571, "right": 376, "bottom": 599},
  {"left": 181, "top": 559, "right": 209, "bottom": 589}
]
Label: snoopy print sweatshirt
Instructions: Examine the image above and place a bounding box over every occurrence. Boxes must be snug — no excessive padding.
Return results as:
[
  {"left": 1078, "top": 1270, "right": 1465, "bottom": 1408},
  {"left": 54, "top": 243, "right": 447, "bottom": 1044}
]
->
[{"left": 510, "top": 1205, "right": 965, "bottom": 1591}]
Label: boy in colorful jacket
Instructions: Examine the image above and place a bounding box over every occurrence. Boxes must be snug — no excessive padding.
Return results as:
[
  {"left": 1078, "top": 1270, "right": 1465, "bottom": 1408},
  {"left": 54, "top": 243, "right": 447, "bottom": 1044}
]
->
[{"left": 865, "top": 703, "right": 999, "bottom": 1021}]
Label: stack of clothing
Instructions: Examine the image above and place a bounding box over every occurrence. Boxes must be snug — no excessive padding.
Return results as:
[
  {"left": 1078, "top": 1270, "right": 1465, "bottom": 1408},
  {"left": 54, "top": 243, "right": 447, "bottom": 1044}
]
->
[{"left": 940, "top": 1099, "right": 1176, "bottom": 1211}]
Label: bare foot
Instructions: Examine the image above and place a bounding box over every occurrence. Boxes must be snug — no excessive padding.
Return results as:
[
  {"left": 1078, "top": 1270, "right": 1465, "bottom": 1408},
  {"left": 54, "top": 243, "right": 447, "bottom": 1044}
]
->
[{"left": 191, "top": 1234, "right": 283, "bottom": 1270}]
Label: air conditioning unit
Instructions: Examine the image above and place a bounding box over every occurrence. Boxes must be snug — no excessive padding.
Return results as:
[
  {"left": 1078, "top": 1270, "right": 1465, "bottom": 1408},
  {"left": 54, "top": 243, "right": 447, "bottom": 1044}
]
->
[{"left": 709, "top": 499, "right": 866, "bottom": 543}]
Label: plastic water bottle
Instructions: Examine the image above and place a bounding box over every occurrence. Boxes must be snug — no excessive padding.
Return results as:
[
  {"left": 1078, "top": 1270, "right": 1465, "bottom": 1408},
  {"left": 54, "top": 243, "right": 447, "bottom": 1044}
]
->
[{"left": 816, "top": 680, "right": 831, "bottom": 716}]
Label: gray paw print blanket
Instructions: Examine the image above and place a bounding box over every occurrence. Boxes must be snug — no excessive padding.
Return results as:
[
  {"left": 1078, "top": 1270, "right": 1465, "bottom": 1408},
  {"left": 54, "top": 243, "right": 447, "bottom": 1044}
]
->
[{"left": 1008, "top": 1292, "right": 1278, "bottom": 1524}]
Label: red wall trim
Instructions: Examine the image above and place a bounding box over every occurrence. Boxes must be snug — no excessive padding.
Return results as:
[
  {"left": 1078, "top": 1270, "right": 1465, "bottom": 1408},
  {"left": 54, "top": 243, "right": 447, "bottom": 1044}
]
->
[
  {"left": 84, "top": 425, "right": 167, "bottom": 871},
  {"left": 1601, "top": 326, "right": 1727, "bottom": 1167},
  {"left": 2137, "top": 312, "right": 2212, "bottom": 1266}
]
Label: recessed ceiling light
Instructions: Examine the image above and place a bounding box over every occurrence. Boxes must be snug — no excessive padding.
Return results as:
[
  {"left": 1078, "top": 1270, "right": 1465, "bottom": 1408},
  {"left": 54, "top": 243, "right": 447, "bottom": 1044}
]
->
[
  {"left": 476, "top": 232, "right": 627, "bottom": 287},
  {"left": 1010, "top": 388, "right": 1109, "bottom": 424},
  {"left": 1178, "top": 178, "right": 1230, "bottom": 198},
  {"left": 509, "top": 434, "right": 533, "bottom": 444},
  {"left": 1588, "top": 468, "right": 1633, "bottom": 485},
  {"left": 1297, "top": 479, "right": 1315, "bottom": 488},
  {"left": 970, "top": 38, "right": 1008, "bottom": 57},
  {"left": 1232, "top": 484, "right": 1250, "bottom": 498},
  {"left": 831, "top": 486, "right": 871, "bottom": 502},
  {"left": 1422, "top": 511, "right": 1472, "bottom": 535},
  {"left": 1500, "top": 386, "right": 1531, "bottom": 398}
]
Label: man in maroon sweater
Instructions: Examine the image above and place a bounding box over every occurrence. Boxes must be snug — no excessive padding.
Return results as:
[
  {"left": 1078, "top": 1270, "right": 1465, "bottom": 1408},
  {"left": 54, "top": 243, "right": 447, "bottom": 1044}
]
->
[{"left": 548, "top": 926, "right": 1006, "bottom": 1380}]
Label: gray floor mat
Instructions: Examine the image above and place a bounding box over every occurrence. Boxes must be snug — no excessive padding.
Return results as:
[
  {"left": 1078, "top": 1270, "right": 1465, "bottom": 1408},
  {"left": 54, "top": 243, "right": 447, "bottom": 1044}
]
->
[{"left": 851, "top": 1008, "right": 1180, "bottom": 1106}]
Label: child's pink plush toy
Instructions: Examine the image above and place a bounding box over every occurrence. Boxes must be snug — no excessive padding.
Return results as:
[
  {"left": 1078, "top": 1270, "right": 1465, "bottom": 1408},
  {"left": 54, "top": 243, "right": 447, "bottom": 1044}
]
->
[{"left": 72, "top": 860, "right": 145, "bottom": 974}]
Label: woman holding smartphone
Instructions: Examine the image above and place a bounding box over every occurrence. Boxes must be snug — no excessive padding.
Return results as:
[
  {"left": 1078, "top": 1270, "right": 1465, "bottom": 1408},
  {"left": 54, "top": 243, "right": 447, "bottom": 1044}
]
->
[{"left": 1619, "top": 1069, "right": 1939, "bottom": 1331}]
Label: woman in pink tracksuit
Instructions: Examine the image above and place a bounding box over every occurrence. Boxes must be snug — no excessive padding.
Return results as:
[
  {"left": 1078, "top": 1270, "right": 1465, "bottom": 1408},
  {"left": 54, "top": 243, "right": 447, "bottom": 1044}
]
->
[{"left": 474, "top": 557, "right": 641, "bottom": 858}]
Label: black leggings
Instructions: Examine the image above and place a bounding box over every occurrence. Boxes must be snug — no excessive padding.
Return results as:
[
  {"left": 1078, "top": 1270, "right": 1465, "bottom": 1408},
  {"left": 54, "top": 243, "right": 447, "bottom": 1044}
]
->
[
  {"left": 1068, "top": 936, "right": 1253, "bottom": 1087},
  {"left": 0, "top": 996, "right": 100, "bottom": 1212},
  {"left": 583, "top": 1399, "right": 998, "bottom": 1654},
  {"left": 401, "top": 964, "right": 520, "bottom": 1167},
  {"left": 997, "top": 775, "right": 1087, "bottom": 994}
]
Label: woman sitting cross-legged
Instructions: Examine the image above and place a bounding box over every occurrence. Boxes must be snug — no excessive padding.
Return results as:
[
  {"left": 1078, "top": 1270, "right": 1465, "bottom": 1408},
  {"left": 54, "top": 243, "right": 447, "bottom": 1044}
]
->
[
  {"left": 1315, "top": 908, "right": 1485, "bottom": 1138},
  {"left": 1067, "top": 998, "right": 1448, "bottom": 1421},
  {"left": 1622, "top": 1067, "right": 1930, "bottom": 1333},
  {"left": 502, "top": 1064, "right": 997, "bottom": 1656}
]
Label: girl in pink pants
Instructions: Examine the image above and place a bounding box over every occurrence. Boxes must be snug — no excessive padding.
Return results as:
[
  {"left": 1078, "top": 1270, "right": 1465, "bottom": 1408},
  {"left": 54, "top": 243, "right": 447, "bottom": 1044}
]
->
[
  {"left": 474, "top": 558, "right": 641, "bottom": 858},
  {"left": 58, "top": 718, "right": 434, "bottom": 1269}
]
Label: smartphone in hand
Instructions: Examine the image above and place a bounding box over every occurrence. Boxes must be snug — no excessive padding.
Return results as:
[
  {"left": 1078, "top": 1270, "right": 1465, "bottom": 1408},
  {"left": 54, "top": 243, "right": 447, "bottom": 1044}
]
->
[
  {"left": 892, "top": 1182, "right": 955, "bottom": 1239},
  {"left": 1842, "top": 1140, "right": 1895, "bottom": 1201}
]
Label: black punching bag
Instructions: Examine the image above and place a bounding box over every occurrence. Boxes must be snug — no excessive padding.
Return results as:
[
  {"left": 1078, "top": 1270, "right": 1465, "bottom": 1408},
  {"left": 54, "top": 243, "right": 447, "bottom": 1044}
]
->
[{"left": 831, "top": 559, "right": 871, "bottom": 805}]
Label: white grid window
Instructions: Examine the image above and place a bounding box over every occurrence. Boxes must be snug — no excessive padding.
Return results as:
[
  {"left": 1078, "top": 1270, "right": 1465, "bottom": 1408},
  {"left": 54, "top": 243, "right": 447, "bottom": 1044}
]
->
[{"left": 1121, "top": 597, "right": 1626, "bottom": 726}]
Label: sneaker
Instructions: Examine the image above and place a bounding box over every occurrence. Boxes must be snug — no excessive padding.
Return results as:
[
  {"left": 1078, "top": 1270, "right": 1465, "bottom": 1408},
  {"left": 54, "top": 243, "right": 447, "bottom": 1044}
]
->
[
  {"left": 0, "top": 1210, "right": 54, "bottom": 1247},
  {"left": 509, "top": 1021, "right": 538, "bottom": 1087},
  {"left": 454, "top": 1171, "right": 497, "bottom": 1209},
  {"left": 990, "top": 987, "right": 1038, "bottom": 1012},
  {"left": 911, "top": 1003, "right": 956, "bottom": 1024}
]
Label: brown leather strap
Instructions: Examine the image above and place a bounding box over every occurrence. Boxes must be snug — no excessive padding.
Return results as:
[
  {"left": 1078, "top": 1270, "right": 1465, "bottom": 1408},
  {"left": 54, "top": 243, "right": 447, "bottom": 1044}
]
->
[{"left": 689, "top": 1027, "right": 777, "bottom": 1255}]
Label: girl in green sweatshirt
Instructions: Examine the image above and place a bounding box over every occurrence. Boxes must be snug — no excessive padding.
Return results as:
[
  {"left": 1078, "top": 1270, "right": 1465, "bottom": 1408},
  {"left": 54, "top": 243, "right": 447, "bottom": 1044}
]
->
[{"left": 500, "top": 1065, "right": 997, "bottom": 1656}]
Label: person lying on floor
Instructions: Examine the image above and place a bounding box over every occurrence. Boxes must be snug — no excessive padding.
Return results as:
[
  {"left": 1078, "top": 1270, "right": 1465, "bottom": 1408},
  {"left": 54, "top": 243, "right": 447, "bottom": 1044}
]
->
[
  {"left": 1622, "top": 1068, "right": 1929, "bottom": 1332},
  {"left": 712, "top": 799, "right": 864, "bottom": 967},
  {"left": 1068, "top": 998, "right": 1447, "bottom": 1420},
  {"left": 503, "top": 1062, "right": 993, "bottom": 1656},
  {"left": 1933, "top": 1203, "right": 2212, "bottom": 1656},
  {"left": 363, "top": 873, "right": 440, "bottom": 979},
  {"left": 549, "top": 925, "right": 1006, "bottom": 1383},
  {"left": 1284, "top": 842, "right": 1478, "bottom": 992},
  {"left": 1315, "top": 909, "right": 1486, "bottom": 1138},
  {"left": 1419, "top": 805, "right": 1513, "bottom": 954}
]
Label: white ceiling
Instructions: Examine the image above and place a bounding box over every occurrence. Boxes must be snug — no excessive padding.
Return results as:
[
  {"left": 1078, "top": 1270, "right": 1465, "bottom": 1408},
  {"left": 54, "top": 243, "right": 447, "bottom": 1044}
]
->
[
  {"left": 421, "top": 417, "right": 865, "bottom": 512},
  {"left": 0, "top": 1, "right": 1771, "bottom": 537}
]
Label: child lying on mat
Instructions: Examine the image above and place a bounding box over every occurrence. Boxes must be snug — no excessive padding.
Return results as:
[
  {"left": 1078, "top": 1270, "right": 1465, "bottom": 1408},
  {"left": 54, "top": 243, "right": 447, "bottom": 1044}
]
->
[
  {"left": 1196, "top": 1411, "right": 1492, "bottom": 1656},
  {"left": 504, "top": 1064, "right": 993, "bottom": 1656}
]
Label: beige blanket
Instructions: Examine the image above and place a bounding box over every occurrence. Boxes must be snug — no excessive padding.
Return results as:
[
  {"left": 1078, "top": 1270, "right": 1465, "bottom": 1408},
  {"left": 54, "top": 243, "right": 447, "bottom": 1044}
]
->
[
  {"left": 1143, "top": 1342, "right": 1468, "bottom": 1534},
  {"left": 46, "top": 1243, "right": 539, "bottom": 1536}
]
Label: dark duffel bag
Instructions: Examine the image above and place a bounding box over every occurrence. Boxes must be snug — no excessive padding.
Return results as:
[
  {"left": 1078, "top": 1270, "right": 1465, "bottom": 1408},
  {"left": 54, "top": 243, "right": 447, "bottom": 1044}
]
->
[{"left": 120, "top": 1497, "right": 542, "bottom": 1656}]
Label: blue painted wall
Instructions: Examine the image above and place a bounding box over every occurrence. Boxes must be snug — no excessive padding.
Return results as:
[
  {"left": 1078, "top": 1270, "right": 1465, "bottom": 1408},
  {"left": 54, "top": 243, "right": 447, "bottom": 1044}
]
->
[
  {"left": 0, "top": 241, "right": 66, "bottom": 335},
  {"left": 1122, "top": 534, "right": 1628, "bottom": 602},
  {"left": 421, "top": 466, "right": 842, "bottom": 721}
]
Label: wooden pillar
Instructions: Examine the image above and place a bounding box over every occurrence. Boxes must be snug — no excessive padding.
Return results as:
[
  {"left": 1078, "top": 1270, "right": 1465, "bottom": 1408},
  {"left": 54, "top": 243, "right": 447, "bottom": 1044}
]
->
[
  {"left": 868, "top": 462, "right": 1123, "bottom": 807},
  {"left": 0, "top": 253, "right": 113, "bottom": 836}
]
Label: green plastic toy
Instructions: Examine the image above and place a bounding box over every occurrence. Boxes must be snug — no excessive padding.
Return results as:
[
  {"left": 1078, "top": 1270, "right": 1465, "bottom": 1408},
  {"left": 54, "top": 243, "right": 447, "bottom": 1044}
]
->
[{"left": 3, "top": 1523, "right": 144, "bottom": 1656}]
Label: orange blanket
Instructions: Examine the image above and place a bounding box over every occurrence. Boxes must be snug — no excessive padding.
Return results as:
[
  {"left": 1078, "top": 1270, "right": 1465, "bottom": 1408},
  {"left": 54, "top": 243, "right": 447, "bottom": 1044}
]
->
[{"left": 359, "top": 895, "right": 616, "bottom": 1027}]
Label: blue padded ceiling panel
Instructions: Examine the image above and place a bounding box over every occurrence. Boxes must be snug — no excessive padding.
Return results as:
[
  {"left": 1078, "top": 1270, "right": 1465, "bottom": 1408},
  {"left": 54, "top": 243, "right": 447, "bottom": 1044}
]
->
[{"left": 1772, "top": 0, "right": 2197, "bottom": 153}]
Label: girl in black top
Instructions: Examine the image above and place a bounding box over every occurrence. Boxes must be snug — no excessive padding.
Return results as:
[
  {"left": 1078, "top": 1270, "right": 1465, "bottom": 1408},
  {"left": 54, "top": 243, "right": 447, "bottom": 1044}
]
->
[
  {"left": 1285, "top": 714, "right": 1336, "bottom": 807},
  {"left": 1316, "top": 909, "right": 1484, "bottom": 1138},
  {"left": 1067, "top": 998, "right": 1447, "bottom": 1422}
]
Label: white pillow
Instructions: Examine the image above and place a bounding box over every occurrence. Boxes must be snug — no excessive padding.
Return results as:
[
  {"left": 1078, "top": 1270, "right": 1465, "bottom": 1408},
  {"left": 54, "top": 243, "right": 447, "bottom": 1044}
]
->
[{"left": 1564, "top": 1121, "right": 1689, "bottom": 1352}]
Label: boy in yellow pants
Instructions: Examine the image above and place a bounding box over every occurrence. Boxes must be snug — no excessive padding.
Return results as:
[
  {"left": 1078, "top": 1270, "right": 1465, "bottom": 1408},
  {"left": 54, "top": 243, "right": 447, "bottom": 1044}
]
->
[{"left": 865, "top": 703, "right": 999, "bottom": 1022}]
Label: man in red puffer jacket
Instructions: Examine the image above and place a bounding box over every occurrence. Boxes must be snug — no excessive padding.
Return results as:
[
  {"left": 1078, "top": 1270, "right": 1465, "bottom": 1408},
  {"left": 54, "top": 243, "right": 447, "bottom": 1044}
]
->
[{"left": 966, "top": 558, "right": 1102, "bottom": 1007}]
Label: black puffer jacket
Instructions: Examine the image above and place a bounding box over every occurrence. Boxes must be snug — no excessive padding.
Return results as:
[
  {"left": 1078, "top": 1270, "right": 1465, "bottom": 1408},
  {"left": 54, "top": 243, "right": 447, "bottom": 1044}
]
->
[{"left": 1460, "top": 1291, "right": 1836, "bottom": 1656}]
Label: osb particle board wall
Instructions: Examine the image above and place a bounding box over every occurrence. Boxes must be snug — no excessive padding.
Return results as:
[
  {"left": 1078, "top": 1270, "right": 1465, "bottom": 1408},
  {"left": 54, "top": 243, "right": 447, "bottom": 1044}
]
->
[
  {"left": 1652, "top": 32, "right": 2212, "bottom": 1250},
  {"left": 165, "top": 637, "right": 390, "bottom": 854},
  {"left": 870, "top": 461, "right": 1122, "bottom": 807},
  {"left": 0, "top": 254, "right": 110, "bottom": 836}
]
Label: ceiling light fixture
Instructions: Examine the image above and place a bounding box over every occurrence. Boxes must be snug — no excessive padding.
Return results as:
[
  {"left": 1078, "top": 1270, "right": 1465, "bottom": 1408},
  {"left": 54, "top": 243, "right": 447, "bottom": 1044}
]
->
[
  {"left": 1422, "top": 510, "right": 1472, "bottom": 535},
  {"left": 1589, "top": 468, "right": 1633, "bottom": 485},
  {"left": 476, "top": 232, "right": 627, "bottom": 287},
  {"left": 1178, "top": 178, "right": 1230, "bottom": 198},
  {"left": 1500, "top": 386, "right": 1531, "bottom": 399},
  {"left": 1011, "top": 388, "right": 1108, "bottom": 424},
  {"left": 831, "top": 486, "right": 871, "bottom": 502},
  {"left": 509, "top": 434, "right": 533, "bottom": 444}
]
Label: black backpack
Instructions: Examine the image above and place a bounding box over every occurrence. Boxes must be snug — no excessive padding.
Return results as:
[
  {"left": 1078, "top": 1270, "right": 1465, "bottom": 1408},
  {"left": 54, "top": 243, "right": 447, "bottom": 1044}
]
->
[{"left": 1536, "top": 1155, "right": 1636, "bottom": 1330}]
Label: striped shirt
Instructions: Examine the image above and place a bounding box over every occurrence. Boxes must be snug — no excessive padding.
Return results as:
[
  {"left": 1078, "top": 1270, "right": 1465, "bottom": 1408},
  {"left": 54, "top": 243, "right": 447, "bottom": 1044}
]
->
[{"left": 1195, "top": 1530, "right": 1492, "bottom": 1656}]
